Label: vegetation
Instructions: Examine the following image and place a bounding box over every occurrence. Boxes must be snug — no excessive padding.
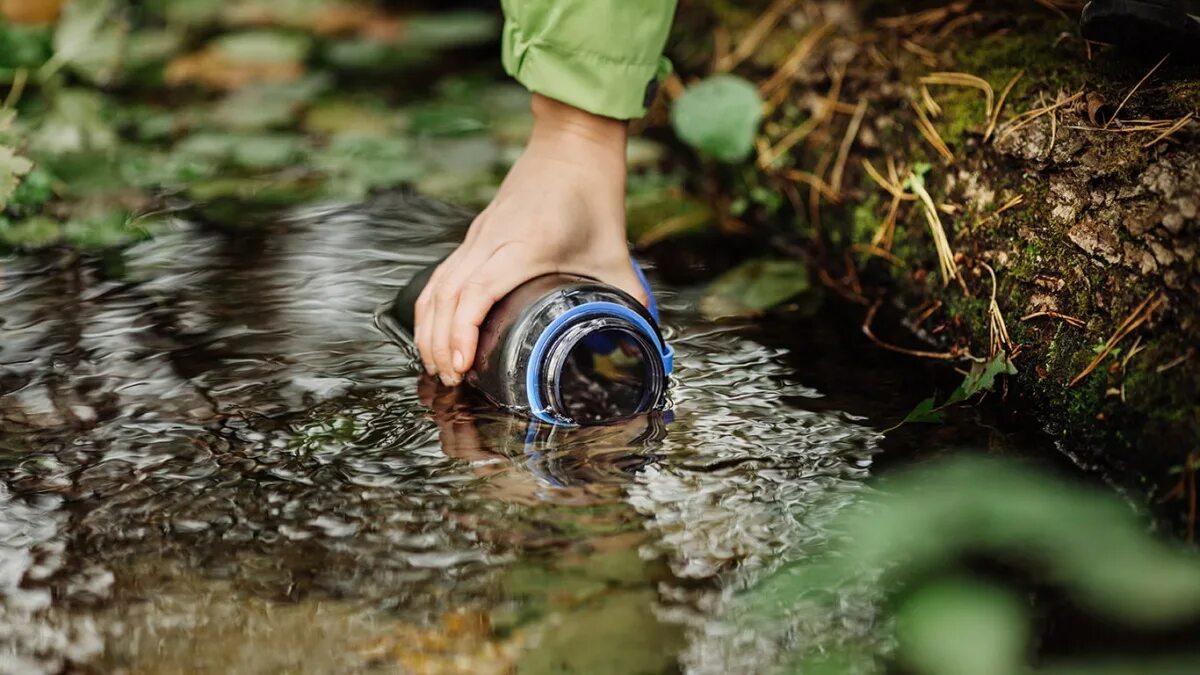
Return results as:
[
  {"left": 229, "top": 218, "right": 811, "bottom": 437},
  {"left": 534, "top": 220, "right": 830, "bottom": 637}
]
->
[{"left": 660, "top": 0, "right": 1200, "bottom": 529}]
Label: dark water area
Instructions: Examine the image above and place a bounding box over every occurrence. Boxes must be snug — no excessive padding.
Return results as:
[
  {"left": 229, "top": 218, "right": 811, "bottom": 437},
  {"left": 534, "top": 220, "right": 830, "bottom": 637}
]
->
[{"left": 1, "top": 192, "right": 1079, "bottom": 673}]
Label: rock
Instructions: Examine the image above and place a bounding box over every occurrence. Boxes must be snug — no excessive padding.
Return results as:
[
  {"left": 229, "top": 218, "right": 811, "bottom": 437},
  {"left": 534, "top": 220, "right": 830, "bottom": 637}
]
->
[
  {"left": 1122, "top": 243, "right": 1158, "bottom": 276},
  {"left": 1068, "top": 220, "right": 1121, "bottom": 264}
]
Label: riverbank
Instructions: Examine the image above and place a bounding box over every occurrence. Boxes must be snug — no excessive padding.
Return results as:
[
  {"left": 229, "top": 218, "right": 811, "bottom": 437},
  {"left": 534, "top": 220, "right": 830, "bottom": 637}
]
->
[{"left": 655, "top": 0, "right": 1199, "bottom": 528}]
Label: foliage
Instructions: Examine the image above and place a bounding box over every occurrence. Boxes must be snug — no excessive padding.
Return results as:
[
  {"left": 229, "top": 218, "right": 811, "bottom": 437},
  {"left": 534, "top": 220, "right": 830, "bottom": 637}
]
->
[
  {"left": 0, "top": 0, "right": 525, "bottom": 253},
  {"left": 898, "top": 353, "right": 1017, "bottom": 427},
  {"left": 745, "top": 457, "right": 1200, "bottom": 675},
  {"left": 670, "top": 74, "right": 763, "bottom": 162},
  {"left": 698, "top": 258, "right": 810, "bottom": 319}
]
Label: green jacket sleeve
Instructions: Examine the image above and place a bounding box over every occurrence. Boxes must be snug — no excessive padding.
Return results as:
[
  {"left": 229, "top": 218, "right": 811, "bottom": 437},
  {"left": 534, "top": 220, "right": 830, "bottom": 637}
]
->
[{"left": 500, "top": 0, "right": 678, "bottom": 120}]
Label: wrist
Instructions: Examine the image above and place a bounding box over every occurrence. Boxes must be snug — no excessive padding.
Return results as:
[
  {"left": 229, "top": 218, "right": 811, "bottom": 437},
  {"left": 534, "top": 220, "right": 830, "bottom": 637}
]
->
[{"left": 529, "top": 94, "right": 628, "bottom": 166}]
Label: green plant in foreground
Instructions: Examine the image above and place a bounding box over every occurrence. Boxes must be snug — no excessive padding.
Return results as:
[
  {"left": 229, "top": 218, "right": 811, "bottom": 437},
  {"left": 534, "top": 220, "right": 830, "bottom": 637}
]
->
[{"left": 746, "top": 457, "right": 1200, "bottom": 675}]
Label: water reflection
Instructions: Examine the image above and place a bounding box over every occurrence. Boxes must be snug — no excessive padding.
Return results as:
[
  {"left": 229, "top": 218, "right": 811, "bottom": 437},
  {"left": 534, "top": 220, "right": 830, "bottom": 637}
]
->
[{"left": 2, "top": 192, "right": 881, "bottom": 673}]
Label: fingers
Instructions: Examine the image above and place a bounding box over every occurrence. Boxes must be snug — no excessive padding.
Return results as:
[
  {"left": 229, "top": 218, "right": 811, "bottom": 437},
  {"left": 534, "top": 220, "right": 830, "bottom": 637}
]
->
[{"left": 448, "top": 246, "right": 534, "bottom": 375}]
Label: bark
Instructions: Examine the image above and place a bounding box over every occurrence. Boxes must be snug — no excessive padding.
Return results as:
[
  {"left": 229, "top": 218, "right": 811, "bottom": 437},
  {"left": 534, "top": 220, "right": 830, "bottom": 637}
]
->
[{"left": 663, "top": 0, "right": 1200, "bottom": 516}]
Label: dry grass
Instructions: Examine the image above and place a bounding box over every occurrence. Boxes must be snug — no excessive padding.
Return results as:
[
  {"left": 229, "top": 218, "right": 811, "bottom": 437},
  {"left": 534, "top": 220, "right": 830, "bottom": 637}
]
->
[
  {"left": 1069, "top": 291, "right": 1166, "bottom": 387},
  {"left": 830, "top": 98, "right": 869, "bottom": 193},
  {"left": 1021, "top": 310, "right": 1085, "bottom": 328},
  {"left": 715, "top": 0, "right": 796, "bottom": 72},
  {"left": 907, "top": 169, "right": 960, "bottom": 286},
  {"left": 910, "top": 99, "right": 956, "bottom": 163},
  {"left": 863, "top": 300, "right": 962, "bottom": 361},
  {"left": 985, "top": 70, "right": 1024, "bottom": 142},
  {"left": 1143, "top": 112, "right": 1195, "bottom": 147},
  {"left": 996, "top": 89, "right": 1084, "bottom": 143},
  {"left": 920, "top": 71, "right": 995, "bottom": 118},
  {"left": 981, "top": 262, "right": 1014, "bottom": 357},
  {"left": 1107, "top": 53, "right": 1170, "bottom": 128},
  {"left": 760, "top": 23, "right": 834, "bottom": 98}
]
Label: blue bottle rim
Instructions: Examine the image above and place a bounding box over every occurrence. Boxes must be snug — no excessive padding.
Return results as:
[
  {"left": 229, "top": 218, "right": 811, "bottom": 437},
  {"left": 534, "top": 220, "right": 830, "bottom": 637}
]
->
[{"left": 524, "top": 301, "right": 673, "bottom": 426}]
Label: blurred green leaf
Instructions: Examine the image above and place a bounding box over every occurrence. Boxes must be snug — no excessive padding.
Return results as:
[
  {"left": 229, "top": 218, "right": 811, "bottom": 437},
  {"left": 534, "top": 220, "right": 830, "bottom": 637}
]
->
[
  {"left": 30, "top": 89, "right": 117, "bottom": 155},
  {"left": 321, "top": 40, "right": 434, "bottom": 72},
  {"left": 63, "top": 209, "right": 159, "bottom": 250},
  {"left": 176, "top": 132, "right": 307, "bottom": 170},
  {"left": 314, "top": 133, "right": 423, "bottom": 199},
  {"left": 699, "top": 258, "right": 810, "bottom": 319},
  {"left": 405, "top": 100, "right": 488, "bottom": 137},
  {"left": 0, "top": 22, "right": 53, "bottom": 70},
  {"left": 205, "top": 75, "right": 330, "bottom": 130},
  {"left": 51, "top": 0, "right": 128, "bottom": 85},
  {"left": 945, "top": 354, "right": 1018, "bottom": 406},
  {"left": 212, "top": 30, "right": 312, "bottom": 65},
  {"left": 403, "top": 11, "right": 499, "bottom": 51},
  {"left": 0, "top": 215, "right": 61, "bottom": 249},
  {"left": 671, "top": 75, "right": 763, "bottom": 163},
  {"left": 896, "top": 578, "right": 1028, "bottom": 675},
  {"left": 123, "top": 28, "right": 185, "bottom": 72},
  {"left": 0, "top": 146, "right": 34, "bottom": 209},
  {"left": 901, "top": 397, "right": 945, "bottom": 425},
  {"left": 304, "top": 99, "right": 403, "bottom": 137}
]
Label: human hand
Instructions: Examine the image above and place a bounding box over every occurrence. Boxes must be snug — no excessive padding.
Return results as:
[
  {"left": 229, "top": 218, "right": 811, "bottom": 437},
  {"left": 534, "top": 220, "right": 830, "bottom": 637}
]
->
[{"left": 414, "top": 94, "right": 647, "bottom": 386}]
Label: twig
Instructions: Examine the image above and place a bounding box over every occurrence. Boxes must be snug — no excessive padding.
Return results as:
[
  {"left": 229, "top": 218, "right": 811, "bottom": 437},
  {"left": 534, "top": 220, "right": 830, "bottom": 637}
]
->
[
  {"left": 1032, "top": 0, "right": 1070, "bottom": 20},
  {"left": 864, "top": 301, "right": 961, "bottom": 360},
  {"left": 910, "top": 99, "right": 956, "bottom": 162},
  {"left": 780, "top": 168, "right": 841, "bottom": 202},
  {"left": 1107, "top": 53, "right": 1170, "bottom": 128},
  {"left": 1143, "top": 112, "right": 1195, "bottom": 148},
  {"left": 760, "top": 23, "right": 834, "bottom": 98},
  {"left": 3, "top": 68, "right": 28, "bottom": 110},
  {"left": 878, "top": 1, "right": 973, "bottom": 31},
  {"left": 716, "top": 0, "right": 795, "bottom": 72},
  {"left": 997, "top": 90, "right": 1084, "bottom": 143},
  {"left": 1021, "top": 310, "right": 1085, "bottom": 328},
  {"left": 830, "top": 98, "right": 869, "bottom": 194},
  {"left": 1069, "top": 291, "right": 1166, "bottom": 387},
  {"left": 1156, "top": 348, "right": 1195, "bottom": 374},
  {"left": 852, "top": 243, "right": 905, "bottom": 266},
  {"left": 985, "top": 70, "right": 1024, "bottom": 142}
]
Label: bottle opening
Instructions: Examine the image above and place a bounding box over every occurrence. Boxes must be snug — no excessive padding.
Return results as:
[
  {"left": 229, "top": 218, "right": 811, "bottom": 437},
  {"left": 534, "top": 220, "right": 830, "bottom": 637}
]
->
[{"left": 547, "top": 325, "right": 663, "bottom": 425}]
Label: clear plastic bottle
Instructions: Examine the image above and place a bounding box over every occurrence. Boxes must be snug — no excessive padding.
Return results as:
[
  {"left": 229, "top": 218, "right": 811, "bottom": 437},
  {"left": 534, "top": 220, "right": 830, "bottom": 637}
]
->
[{"left": 376, "top": 261, "right": 673, "bottom": 426}]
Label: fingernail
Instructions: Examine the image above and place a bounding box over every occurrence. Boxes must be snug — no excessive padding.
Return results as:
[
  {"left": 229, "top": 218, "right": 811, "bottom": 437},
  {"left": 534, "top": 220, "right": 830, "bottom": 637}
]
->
[
  {"left": 440, "top": 373, "right": 458, "bottom": 387},
  {"left": 452, "top": 350, "right": 465, "bottom": 372},
  {"left": 424, "top": 362, "right": 436, "bottom": 375}
]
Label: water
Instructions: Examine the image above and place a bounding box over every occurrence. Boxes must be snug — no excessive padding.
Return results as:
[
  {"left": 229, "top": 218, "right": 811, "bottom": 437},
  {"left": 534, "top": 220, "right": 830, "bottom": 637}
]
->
[{"left": 1, "top": 192, "right": 1049, "bottom": 673}]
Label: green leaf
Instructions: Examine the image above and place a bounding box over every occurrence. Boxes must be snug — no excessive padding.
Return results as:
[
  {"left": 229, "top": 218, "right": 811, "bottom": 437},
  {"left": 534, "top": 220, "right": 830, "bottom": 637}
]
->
[
  {"left": 52, "top": 0, "right": 128, "bottom": 85},
  {"left": 175, "top": 132, "right": 307, "bottom": 171},
  {"left": 897, "top": 578, "right": 1028, "bottom": 675},
  {"left": 212, "top": 30, "right": 312, "bottom": 65},
  {"left": 63, "top": 210, "right": 160, "bottom": 250},
  {"left": 944, "top": 353, "right": 1017, "bottom": 406},
  {"left": 0, "top": 145, "right": 34, "bottom": 209},
  {"left": 0, "top": 216, "right": 61, "bottom": 249},
  {"left": 205, "top": 75, "right": 330, "bottom": 131},
  {"left": 671, "top": 75, "right": 764, "bottom": 163},
  {"left": 314, "top": 133, "right": 423, "bottom": 200},
  {"left": 699, "top": 258, "right": 810, "bottom": 319},
  {"left": 30, "top": 89, "right": 117, "bottom": 156},
  {"left": 901, "top": 397, "right": 945, "bottom": 424},
  {"left": 403, "top": 11, "right": 499, "bottom": 51}
]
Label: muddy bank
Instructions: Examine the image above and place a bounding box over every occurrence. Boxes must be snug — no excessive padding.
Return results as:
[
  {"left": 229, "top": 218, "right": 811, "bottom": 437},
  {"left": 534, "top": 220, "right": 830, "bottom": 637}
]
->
[{"left": 659, "top": 0, "right": 1200, "bottom": 521}]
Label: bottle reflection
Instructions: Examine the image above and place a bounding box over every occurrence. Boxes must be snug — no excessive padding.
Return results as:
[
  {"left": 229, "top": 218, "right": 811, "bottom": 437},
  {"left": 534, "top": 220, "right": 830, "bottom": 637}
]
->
[{"left": 417, "top": 377, "right": 670, "bottom": 500}]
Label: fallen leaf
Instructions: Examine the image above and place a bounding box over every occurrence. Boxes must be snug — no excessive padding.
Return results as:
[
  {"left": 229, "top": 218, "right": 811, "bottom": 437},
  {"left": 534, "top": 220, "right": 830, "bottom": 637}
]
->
[
  {"left": 901, "top": 397, "right": 946, "bottom": 425},
  {"left": 699, "top": 258, "right": 810, "bottom": 319},
  {"left": 30, "top": 88, "right": 117, "bottom": 155},
  {"left": 165, "top": 31, "right": 311, "bottom": 90},
  {"left": 1, "top": 0, "right": 62, "bottom": 24},
  {"left": 51, "top": 0, "right": 127, "bottom": 85}
]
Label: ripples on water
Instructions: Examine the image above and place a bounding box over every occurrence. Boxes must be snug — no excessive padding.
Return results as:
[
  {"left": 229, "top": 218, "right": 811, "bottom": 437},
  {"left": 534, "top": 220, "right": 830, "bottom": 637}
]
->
[{"left": 1, "top": 192, "right": 884, "bottom": 673}]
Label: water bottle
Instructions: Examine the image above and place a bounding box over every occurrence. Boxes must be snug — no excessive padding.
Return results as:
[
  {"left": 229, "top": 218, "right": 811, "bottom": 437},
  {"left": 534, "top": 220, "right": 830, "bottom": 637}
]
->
[{"left": 376, "top": 260, "right": 674, "bottom": 426}]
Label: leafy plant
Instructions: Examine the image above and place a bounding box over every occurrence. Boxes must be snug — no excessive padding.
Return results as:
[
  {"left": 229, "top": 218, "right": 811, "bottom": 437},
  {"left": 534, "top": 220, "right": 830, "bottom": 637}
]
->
[
  {"left": 671, "top": 74, "right": 764, "bottom": 162},
  {"left": 747, "top": 457, "right": 1200, "bottom": 675},
  {"left": 699, "top": 258, "right": 810, "bottom": 319}
]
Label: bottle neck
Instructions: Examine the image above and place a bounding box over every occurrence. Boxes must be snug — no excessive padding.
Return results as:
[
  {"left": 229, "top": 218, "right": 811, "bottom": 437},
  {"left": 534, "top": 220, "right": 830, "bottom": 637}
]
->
[{"left": 540, "top": 317, "right": 666, "bottom": 425}]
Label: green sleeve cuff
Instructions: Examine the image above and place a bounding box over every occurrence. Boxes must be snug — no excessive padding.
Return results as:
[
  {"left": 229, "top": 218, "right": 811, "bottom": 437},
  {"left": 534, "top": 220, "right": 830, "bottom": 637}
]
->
[{"left": 500, "top": 1, "right": 677, "bottom": 120}]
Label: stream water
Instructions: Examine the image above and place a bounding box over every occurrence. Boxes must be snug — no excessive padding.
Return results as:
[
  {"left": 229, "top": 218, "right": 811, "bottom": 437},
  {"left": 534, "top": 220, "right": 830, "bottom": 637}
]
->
[{"left": 0, "top": 192, "right": 1059, "bottom": 673}]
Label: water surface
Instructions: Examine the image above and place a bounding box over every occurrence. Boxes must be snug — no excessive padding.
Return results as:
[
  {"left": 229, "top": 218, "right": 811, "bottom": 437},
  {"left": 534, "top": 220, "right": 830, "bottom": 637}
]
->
[{"left": 1, "top": 192, "right": 1041, "bottom": 673}]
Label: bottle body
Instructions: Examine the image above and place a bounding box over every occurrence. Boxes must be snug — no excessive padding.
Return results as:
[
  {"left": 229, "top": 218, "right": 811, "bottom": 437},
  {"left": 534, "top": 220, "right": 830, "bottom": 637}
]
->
[{"left": 379, "top": 263, "right": 673, "bottom": 426}]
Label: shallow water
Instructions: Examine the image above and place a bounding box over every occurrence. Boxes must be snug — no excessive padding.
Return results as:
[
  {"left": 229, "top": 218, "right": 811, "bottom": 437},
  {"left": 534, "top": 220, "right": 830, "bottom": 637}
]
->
[{"left": 1, "top": 192, "right": 1049, "bottom": 673}]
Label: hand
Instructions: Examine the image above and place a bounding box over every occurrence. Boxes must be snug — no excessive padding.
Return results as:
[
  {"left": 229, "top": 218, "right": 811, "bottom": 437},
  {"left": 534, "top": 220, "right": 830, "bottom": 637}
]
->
[{"left": 414, "top": 94, "right": 647, "bottom": 386}]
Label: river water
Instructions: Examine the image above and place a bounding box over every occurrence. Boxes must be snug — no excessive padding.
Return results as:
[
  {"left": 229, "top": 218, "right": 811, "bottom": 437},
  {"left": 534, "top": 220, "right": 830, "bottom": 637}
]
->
[{"left": 1, "top": 192, "right": 1054, "bottom": 673}]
